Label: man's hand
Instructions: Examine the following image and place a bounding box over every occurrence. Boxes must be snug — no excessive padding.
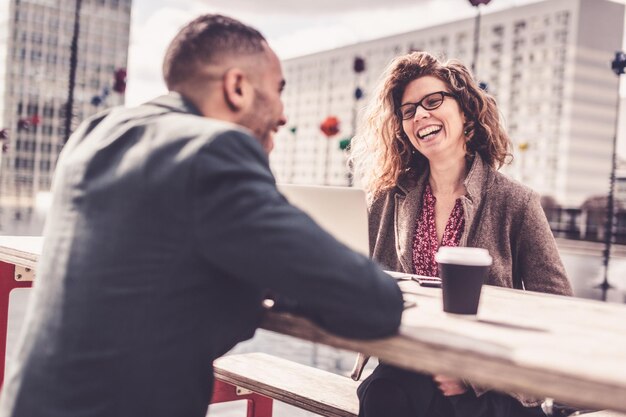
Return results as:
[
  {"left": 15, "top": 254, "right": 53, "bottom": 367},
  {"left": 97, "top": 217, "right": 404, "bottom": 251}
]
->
[{"left": 433, "top": 375, "right": 468, "bottom": 396}]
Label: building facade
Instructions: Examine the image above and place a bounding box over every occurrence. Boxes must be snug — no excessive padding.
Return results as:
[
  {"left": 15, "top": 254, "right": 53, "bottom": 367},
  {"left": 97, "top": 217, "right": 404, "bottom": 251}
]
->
[
  {"left": 0, "top": 0, "right": 132, "bottom": 233},
  {"left": 271, "top": 0, "right": 624, "bottom": 207}
]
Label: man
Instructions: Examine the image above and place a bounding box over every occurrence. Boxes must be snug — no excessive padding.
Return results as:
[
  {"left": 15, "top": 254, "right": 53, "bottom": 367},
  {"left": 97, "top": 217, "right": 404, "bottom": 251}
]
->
[{"left": 0, "top": 14, "right": 403, "bottom": 417}]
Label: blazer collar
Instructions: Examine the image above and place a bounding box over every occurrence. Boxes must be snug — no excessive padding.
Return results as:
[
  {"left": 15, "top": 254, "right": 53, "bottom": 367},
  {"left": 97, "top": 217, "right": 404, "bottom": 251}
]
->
[
  {"left": 463, "top": 154, "right": 489, "bottom": 205},
  {"left": 146, "top": 92, "right": 203, "bottom": 117},
  {"left": 394, "top": 154, "right": 492, "bottom": 272}
]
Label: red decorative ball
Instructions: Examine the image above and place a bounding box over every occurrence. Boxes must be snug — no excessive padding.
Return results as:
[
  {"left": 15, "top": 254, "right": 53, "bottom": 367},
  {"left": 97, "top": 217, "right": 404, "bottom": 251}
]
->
[{"left": 320, "top": 116, "right": 340, "bottom": 137}]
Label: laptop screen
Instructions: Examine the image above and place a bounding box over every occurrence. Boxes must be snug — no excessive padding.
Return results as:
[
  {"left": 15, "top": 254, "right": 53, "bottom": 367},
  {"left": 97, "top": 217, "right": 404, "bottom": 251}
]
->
[{"left": 277, "top": 184, "right": 370, "bottom": 257}]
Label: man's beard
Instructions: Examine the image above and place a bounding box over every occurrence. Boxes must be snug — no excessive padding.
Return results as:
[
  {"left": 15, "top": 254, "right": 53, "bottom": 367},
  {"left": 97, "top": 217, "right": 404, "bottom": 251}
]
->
[{"left": 240, "top": 89, "right": 274, "bottom": 153}]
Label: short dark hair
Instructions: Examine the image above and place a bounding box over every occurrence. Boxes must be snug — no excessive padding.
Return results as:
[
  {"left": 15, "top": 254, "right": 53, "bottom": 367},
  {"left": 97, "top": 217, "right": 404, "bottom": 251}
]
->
[{"left": 162, "top": 14, "right": 266, "bottom": 89}]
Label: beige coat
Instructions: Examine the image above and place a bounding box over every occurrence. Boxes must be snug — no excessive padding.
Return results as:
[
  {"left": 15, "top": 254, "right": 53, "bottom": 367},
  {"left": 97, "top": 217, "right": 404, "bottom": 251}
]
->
[{"left": 368, "top": 154, "right": 573, "bottom": 406}]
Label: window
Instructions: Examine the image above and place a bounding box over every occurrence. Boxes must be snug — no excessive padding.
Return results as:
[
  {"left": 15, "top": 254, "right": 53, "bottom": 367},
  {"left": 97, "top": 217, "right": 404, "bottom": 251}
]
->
[{"left": 532, "top": 33, "right": 546, "bottom": 45}]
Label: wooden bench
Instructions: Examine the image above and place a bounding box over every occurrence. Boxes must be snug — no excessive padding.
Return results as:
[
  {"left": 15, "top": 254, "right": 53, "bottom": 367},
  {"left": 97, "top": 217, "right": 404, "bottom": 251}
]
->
[
  {"left": 213, "top": 352, "right": 359, "bottom": 417},
  {"left": 212, "top": 353, "right": 626, "bottom": 417}
]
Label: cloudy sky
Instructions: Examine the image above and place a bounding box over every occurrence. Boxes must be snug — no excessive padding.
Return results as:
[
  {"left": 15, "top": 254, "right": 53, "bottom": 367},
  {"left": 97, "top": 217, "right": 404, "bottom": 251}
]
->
[{"left": 126, "top": 0, "right": 552, "bottom": 106}]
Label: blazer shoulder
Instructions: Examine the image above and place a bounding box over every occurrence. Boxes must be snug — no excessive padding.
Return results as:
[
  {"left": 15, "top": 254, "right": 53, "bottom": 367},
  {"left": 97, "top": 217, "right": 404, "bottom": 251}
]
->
[
  {"left": 150, "top": 112, "right": 267, "bottom": 164},
  {"left": 202, "top": 125, "right": 268, "bottom": 164},
  {"left": 160, "top": 112, "right": 252, "bottom": 143},
  {"left": 489, "top": 170, "right": 537, "bottom": 205}
]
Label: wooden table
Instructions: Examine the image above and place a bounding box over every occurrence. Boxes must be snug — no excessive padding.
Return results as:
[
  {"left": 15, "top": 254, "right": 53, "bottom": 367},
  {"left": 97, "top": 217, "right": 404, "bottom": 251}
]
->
[{"left": 1, "top": 237, "right": 626, "bottom": 413}]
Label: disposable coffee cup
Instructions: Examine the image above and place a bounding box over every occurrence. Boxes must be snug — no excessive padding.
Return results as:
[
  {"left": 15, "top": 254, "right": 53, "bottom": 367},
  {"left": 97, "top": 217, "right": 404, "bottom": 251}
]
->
[{"left": 435, "top": 247, "right": 492, "bottom": 315}]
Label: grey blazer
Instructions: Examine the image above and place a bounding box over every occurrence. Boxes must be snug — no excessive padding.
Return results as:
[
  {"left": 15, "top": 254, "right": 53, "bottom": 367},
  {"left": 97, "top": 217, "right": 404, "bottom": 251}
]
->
[
  {"left": 368, "top": 154, "right": 573, "bottom": 406},
  {"left": 0, "top": 93, "right": 403, "bottom": 417}
]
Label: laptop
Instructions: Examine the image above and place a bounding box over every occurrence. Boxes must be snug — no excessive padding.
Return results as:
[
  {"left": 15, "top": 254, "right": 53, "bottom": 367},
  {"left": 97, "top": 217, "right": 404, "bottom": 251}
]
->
[
  {"left": 277, "top": 184, "right": 369, "bottom": 256},
  {"left": 277, "top": 183, "right": 441, "bottom": 287}
]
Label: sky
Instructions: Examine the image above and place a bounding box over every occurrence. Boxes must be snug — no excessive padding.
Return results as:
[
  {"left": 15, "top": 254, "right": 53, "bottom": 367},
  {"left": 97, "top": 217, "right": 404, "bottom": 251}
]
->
[{"left": 126, "top": 0, "right": 550, "bottom": 106}]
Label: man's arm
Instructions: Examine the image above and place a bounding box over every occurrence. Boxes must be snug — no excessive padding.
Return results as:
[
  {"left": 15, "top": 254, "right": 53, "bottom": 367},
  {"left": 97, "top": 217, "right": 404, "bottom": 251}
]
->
[{"left": 192, "top": 130, "right": 403, "bottom": 339}]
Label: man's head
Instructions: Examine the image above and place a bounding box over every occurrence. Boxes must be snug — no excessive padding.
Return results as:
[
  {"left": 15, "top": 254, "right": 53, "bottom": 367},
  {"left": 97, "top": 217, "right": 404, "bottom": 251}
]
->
[{"left": 163, "top": 14, "right": 286, "bottom": 153}]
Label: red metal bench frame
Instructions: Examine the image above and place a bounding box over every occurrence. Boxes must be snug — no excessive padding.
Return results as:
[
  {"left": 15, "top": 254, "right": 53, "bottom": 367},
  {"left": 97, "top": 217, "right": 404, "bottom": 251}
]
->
[
  {"left": 0, "top": 261, "right": 33, "bottom": 384},
  {"left": 211, "top": 379, "right": 273, "bottom": 417}
]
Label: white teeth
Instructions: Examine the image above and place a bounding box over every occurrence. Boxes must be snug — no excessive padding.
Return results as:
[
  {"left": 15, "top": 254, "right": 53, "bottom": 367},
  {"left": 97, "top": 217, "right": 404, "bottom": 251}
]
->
[{"left": 417, "top": 125, "right": 442, "bottom": 139}]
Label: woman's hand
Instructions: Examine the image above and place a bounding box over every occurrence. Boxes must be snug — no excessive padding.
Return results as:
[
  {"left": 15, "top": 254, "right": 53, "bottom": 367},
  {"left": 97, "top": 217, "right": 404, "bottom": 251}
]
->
[{"left": 433, "top": 374, "right": 468, "bottom": 396}]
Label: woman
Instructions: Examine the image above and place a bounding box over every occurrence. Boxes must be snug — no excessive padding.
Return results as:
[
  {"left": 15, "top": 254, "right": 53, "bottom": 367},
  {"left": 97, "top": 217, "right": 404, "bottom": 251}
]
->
[{"left": 350, "top": 51, "right": 573, "bottom": 417}]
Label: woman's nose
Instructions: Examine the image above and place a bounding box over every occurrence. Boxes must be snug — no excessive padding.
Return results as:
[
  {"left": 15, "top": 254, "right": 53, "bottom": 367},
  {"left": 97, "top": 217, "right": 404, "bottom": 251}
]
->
[{"left": 413, "top": 106, "right": 430, "bottom": 121}]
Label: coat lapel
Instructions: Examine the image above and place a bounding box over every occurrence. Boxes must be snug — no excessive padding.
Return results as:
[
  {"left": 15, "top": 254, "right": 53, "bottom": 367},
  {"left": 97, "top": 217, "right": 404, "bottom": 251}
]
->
[{"left": 460, "top": 155, "right": 489, "bottom": 247}]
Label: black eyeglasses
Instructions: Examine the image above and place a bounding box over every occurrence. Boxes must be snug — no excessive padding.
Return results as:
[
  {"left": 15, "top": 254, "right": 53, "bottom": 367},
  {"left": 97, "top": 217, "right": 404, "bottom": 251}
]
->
[{"left": 397, "top": 91, "right": 456, "bottom": 120}]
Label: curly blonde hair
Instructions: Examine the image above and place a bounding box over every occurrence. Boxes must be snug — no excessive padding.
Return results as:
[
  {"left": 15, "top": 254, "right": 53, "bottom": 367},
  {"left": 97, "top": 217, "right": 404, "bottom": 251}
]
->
[{"left": 350, "top": 51, "right": 511, "bottom": 196}]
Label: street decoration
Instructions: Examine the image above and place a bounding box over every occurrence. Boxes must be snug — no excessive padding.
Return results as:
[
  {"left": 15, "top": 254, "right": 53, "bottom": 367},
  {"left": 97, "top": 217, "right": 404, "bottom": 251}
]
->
[
  {"left": 0, "top": 128, "right": 8, "bottom": 153},
  {"left": 612, "top": 51, "right": 626, "bottom": 75},
  {"left": 320, "top": 116, "right": 340, "bottom": 137},
  {"left": 113, "top": 68, "right": 127, "bottom": 94},
  {"left": 91, "top": 86, "right": 111, "bottom": 107},
  {"left": 353, "top": 57, "right": 366, "bottom": 73}
]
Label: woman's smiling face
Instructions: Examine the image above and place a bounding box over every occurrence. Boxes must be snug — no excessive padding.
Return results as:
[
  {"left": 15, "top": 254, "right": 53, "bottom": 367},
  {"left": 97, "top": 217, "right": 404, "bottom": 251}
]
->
[{"left": 400, "top": 75, "right": 467, "bottom": 163}]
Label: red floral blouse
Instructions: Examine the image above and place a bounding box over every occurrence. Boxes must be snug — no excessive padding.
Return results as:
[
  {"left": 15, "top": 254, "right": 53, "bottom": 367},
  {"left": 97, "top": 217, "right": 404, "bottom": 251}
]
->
[{"left": 412, "top": 184, "right": 465, "bottom": 277}]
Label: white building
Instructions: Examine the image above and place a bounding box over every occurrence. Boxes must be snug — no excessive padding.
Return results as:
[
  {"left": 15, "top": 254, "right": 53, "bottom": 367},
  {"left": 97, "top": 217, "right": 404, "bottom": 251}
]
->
[
  {"left": 271, "top": 0, "right": 624, "bottom": 207},
  {"left": 0, "top": 0, "right": 132, "bottom": 233}
]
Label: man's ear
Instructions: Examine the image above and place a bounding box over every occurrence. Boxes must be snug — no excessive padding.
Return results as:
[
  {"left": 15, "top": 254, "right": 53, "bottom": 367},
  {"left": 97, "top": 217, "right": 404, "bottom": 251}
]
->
[{"left": 223, "top": 68, "right": 251, "bottom": 112}]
